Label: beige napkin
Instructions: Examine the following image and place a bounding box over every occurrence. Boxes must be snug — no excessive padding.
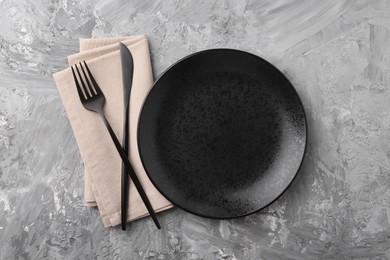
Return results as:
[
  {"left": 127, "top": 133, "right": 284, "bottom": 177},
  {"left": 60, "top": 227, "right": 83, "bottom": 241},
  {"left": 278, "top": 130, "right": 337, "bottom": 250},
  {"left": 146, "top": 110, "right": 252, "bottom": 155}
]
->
[{"left": 53, "top": 35, "right": 173, "bottom": 227}]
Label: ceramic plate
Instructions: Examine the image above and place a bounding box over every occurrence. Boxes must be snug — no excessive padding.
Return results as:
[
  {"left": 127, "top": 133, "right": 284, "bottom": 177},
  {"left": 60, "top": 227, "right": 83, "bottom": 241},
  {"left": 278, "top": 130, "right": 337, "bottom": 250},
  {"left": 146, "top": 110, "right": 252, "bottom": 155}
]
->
[{"left": 138, "top": 49, "right": 307, "bottom": 218}]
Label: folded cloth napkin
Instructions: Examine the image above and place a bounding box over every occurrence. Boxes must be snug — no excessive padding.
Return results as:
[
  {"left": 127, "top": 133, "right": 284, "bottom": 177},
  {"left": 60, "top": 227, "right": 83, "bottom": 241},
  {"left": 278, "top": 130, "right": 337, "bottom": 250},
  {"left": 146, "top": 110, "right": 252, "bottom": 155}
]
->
[{"left": 53, "top": 35, "right": 173, "bottom": 227}]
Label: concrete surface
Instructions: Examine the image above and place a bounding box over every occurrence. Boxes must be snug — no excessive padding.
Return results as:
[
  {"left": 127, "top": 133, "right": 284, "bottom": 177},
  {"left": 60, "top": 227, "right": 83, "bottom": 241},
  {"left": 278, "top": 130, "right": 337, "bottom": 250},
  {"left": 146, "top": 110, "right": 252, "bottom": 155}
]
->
[{"left": 1, "top": 0, "right": 390, "bottom": 259}]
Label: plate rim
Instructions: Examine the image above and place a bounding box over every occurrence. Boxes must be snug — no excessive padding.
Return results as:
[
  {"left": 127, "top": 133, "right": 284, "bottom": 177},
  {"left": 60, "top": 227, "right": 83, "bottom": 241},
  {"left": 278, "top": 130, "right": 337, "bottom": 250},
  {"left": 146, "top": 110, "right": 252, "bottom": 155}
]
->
[{"left": 137, "top": 48, "right": 308, "bottom": 219}]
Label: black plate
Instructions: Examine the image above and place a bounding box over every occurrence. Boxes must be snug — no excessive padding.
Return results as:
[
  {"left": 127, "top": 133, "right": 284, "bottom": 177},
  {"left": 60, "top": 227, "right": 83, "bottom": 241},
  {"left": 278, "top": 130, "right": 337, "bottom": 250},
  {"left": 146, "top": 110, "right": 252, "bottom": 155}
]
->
[{"left": 138, "top": 49, "right": 307, "bottom": 219}]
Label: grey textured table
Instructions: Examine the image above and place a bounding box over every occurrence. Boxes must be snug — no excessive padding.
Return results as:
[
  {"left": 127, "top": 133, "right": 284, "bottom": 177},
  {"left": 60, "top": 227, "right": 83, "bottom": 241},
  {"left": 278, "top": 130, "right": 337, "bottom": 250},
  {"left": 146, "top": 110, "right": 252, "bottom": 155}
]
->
[{"left": 1, "top": 0, "right": 390, "bottom": 259}]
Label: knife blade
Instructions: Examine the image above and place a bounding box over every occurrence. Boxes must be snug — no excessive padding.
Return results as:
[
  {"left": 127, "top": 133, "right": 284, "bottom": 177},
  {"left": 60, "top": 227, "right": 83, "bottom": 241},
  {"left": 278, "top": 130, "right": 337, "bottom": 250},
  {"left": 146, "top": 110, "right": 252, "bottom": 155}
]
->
[{"left": 119, "top": 42, "right": 134, "bottom": 231}]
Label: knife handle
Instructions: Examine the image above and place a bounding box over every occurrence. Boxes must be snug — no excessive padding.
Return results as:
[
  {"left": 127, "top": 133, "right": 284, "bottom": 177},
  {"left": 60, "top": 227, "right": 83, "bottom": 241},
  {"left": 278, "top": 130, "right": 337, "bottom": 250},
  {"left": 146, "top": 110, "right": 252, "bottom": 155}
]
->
[{"left": 121, "top": 103, "right": 130, "bottom": 230}]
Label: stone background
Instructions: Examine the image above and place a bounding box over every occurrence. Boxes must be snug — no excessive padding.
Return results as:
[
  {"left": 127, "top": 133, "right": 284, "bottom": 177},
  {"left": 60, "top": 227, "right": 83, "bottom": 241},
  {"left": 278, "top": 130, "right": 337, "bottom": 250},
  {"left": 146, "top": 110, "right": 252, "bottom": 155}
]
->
[{"left": 1, "top": 0, "right": 390, "bottom": 259}]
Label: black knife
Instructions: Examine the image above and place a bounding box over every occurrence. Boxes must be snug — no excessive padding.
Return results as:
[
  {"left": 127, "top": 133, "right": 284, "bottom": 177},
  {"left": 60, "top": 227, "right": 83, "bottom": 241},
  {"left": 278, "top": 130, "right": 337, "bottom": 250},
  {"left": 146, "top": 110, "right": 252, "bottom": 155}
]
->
[{"left": 119, "top": 43, "right": 134, "bottom": 230}]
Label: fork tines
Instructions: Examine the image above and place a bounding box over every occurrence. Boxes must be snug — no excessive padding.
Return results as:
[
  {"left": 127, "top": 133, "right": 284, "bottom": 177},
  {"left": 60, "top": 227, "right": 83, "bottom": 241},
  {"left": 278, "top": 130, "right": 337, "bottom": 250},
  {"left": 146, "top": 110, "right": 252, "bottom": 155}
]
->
[{"left": 71, "top": 61, "right": 102, "bottom": 100}]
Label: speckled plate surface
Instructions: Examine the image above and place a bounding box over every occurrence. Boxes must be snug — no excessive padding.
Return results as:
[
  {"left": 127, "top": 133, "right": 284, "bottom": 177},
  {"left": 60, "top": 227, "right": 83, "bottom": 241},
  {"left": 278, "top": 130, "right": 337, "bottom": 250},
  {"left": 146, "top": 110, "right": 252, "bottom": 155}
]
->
[{"left": 138, "top": 49, "right": 307, "bottom": 219}]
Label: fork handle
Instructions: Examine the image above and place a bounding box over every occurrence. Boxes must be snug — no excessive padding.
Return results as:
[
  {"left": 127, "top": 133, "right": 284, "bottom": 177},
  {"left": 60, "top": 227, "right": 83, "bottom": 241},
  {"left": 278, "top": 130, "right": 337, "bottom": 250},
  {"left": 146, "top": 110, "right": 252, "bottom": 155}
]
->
[{"left": 99, "top": 113, "right": 161, "bottom": 229}]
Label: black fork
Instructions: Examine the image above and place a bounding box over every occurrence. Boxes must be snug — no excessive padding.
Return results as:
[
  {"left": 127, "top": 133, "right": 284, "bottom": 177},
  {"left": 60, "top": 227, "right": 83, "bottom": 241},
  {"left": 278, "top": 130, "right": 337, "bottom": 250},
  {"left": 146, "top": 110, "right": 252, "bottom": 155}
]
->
[{"left": 71, "top": 61, "right": 161, "bottom": 229}]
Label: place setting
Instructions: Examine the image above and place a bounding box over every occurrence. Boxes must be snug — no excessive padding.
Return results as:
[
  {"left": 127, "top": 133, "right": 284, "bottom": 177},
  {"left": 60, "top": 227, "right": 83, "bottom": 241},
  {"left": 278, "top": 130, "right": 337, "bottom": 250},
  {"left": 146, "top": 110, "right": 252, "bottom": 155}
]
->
[{"left": 53, "top": 35, "right": 307, "bottom": 230}]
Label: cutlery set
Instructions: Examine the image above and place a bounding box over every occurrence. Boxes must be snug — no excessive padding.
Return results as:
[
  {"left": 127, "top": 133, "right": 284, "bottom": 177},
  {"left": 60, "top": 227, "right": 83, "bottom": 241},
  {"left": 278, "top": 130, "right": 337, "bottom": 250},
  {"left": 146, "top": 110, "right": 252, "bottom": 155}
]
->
[{"left": 71, "top": 43, "right": 160, "bottom": 230}]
